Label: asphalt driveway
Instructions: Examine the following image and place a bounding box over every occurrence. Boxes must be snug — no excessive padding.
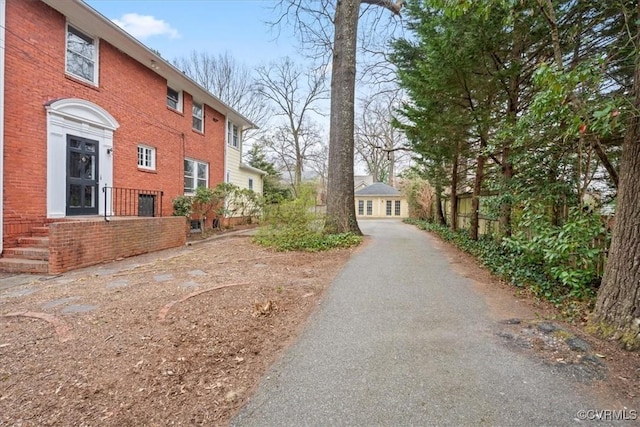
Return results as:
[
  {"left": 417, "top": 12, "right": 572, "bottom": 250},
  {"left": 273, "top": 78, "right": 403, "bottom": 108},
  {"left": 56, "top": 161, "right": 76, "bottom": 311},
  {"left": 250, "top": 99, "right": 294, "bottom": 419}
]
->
[{"left": 232, "top": 220, "right": 621, "bottom": 426}]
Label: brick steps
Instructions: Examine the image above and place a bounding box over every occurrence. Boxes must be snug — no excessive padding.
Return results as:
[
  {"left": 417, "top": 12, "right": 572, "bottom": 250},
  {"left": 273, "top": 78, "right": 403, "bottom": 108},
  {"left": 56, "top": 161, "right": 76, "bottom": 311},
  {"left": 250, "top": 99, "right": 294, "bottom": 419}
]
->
[
  {"left": 0, "top": 258, "right": 49, "bottom": 274},
  {"left": 31, "top": 226, "right": 50, "bottom": 237},
  {"left": 17, "top": 236, "right": 49, "bottom": 248},
  {"left": 3, "top": 247, "right": 50, "bottom": 261},
  {"left": 0, "top": 225, "right": 50, "bottom": 274}
]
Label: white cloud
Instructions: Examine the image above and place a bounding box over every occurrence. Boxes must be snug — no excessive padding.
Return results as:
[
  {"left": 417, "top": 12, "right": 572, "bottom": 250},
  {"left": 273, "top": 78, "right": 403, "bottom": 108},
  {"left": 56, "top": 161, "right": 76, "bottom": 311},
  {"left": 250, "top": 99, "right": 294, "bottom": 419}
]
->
[{"left": 112, "top": 13, "right": 180, "bottom": 40}]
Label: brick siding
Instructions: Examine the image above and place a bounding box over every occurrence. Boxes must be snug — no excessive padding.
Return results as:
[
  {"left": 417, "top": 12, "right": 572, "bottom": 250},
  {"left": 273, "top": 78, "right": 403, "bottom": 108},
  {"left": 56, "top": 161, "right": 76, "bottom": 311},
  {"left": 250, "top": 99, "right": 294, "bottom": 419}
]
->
[
  {"left": 2, "top": 0, "right": 225, "bottom": 246},
  {"left": 48, "top": 217, "right": 186, "bottom": 274}
]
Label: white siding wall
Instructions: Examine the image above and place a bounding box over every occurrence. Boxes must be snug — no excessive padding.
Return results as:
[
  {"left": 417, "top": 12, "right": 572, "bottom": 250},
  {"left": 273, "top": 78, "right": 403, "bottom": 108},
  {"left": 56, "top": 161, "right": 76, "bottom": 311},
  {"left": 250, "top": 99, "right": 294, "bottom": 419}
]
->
[
  {"left": 354, "top": 196, "right": 408, "bottom": 219},
  {"left": 224, "top": 140, "right": 264, "bottom": 218},
  {"left": 226, "top": 145, "right": 243, "bottom": 186}
]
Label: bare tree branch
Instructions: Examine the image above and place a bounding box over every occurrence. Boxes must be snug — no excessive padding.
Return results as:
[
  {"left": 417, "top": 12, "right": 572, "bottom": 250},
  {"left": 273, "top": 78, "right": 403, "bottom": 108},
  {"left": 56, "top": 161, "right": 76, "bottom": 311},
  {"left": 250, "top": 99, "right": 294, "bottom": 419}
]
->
[{"left": 255, "top": 57, "right": 329, "bottom": 193}]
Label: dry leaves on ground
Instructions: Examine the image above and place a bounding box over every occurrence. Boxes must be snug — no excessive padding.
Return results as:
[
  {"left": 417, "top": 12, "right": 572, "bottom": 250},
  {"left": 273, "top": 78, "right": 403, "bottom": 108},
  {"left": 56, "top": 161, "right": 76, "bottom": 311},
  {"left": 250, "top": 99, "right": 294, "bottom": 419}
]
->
[{"left": 0, "top": 235, "right": 355, "bottom": 426}]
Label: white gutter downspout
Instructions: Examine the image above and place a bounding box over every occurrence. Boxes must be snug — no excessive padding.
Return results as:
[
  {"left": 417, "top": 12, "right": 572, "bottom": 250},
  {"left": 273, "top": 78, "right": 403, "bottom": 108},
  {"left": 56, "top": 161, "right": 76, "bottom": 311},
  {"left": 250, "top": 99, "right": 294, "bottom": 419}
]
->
[{"left": 0, "top": 0, "right": 6, "bottom": 254}]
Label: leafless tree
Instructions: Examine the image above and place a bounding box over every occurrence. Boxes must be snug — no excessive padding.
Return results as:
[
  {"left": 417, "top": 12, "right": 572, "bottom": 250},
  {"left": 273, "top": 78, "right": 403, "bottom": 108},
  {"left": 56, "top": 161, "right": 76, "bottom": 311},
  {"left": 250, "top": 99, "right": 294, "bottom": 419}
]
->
[
  {"left": 255, "top": 57, "right": 328, "bottom": 194},
  {"left": 355, "top": 90, "right": 408, "bottom": 185},
  {"left": 274, "top": 0, "right": 404, "bottom": 233},
  {"left": 306, "top": 140, "right": 330, "bottom": 204},
  {"left": 173, "top": 51, "right": 270, "bottom": 137}
]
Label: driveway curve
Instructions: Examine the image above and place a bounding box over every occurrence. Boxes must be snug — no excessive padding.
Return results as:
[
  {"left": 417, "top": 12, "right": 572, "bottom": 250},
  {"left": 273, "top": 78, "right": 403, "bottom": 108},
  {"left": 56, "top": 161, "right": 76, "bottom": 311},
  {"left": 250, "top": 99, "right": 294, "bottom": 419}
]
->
[{"left": 232, "top": 220, "right": 620, "bottom": 426}]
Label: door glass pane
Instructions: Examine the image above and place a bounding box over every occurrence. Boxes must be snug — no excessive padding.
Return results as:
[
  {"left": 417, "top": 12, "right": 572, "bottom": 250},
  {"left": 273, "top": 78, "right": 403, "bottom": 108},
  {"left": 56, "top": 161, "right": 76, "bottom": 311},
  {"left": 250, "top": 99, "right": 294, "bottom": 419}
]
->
[
  {"left": 84, "top": 186, "right": 95, "bottom": 208},
  {"left": 69, "top": 184, "right": 82, "bottom": 207},
  {"left": 69, "top": 138, "right": 81, "bottom": 149},
  {"left": 69, "top": 152, "right": 82, "bottom": 178},
  {"left": 85, "top": 142, "right": 96, "bottom": 153},
  {"left": 84, "top": 155, "right": 95, "bottom": 179}
]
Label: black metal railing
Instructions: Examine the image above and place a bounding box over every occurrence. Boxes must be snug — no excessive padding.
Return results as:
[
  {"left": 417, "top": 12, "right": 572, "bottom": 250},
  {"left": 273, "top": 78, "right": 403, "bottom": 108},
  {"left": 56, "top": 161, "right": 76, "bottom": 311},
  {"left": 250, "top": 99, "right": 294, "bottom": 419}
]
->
[{"left": 102, "top": 186, "right": 164, "bottom": 220}]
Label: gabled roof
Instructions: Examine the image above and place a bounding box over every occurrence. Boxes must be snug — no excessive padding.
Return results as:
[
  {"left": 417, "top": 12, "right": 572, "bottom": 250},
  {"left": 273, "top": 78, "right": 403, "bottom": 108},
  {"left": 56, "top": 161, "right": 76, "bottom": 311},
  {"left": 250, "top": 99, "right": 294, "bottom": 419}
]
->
[
  {"left": 354, "top": 182, "right": 402, "bottom": 196},
  {"left": 40, "top": 0, "right": 256, "bottom": 130}
]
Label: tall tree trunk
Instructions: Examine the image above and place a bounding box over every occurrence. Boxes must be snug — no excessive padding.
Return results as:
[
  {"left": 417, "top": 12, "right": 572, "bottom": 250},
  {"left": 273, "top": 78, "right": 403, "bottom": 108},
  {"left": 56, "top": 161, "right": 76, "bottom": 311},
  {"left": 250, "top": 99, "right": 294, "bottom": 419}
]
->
[
  {"left": 295, "top": 152, "right": 303, "bottom": 193},
  {"left": 388, "top": 149, "right": 395, "bottom": 186},
  {"left": 450, "top": 143, "right": 460, "bottom": 231},
  {"left": 435, "top": 183, "right": 446, "bottom": 226},
  {"left": 471, "top": 152, "right": 486, "bottom": 241},
  {"left": 592, "top": 2, "right": 640, "bottom": 349},
  {"left": 326, "top": 0, "right": 362, "bottom": 234},
  {"left": 499, "top": 149, "right": 513, "bottom": 237},
  {"left": 498, "top": 6, "right": 527, "bottom": 238}
]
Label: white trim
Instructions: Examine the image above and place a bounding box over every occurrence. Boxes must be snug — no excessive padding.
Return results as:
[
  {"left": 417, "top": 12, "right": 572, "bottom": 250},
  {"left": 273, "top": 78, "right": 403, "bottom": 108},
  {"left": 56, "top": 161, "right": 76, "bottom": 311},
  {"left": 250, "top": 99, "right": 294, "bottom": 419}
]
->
[
  {"left": 46, "top": 98, "right": 119, "bottom": 130},
  {"left": 0, "top": 0, "right": 5, "bottom": 253},
  {"left": 240, "top": 162, "right": 267, "bottom": 176},
  {"left": 137, "top": 144, "right": 156, "bottom": 171},
  {"left": 65, "top": 23, "right": 99, "bottom": 86},
  {"left": 167, "top": 85, "right": 182, "bottom": 112},
  {"left": 227, "top": 119, "right": 240, "bottom": 149},
  {"left": 183, "top": 158, "right": 209, "bottom": 194},
  {"left": 46, "top": 99, "right": 119, "bottom": 218},
  {"left": 192, "top": 101, "right": 204, "bottom": 132}
]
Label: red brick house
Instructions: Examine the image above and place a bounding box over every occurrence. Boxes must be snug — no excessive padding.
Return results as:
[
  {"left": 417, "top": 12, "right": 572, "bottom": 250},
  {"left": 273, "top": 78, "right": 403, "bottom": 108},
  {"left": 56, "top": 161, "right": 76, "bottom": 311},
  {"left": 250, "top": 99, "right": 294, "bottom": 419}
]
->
[{"left": 0, "top": 0, "right": 255, "bottom": 273}]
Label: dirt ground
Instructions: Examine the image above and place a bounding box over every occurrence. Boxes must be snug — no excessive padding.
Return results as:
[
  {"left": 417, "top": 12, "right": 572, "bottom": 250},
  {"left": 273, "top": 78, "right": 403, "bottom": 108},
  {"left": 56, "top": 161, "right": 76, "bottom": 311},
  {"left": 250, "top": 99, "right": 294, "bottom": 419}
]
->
[
  {"left": 1, "top": 230, "right": 639, "bottom": 426},
  {"left": 0, "top": 233, "right": 356, "bottom": 426}
]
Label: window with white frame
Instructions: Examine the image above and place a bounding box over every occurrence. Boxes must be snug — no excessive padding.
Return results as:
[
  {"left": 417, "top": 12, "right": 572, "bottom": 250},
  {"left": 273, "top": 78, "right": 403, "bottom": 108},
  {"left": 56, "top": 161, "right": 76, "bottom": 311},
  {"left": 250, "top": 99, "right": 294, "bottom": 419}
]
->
[
  {"left": 227, "top": 120, "right": 239, "bottom": 148},
  {"left": 395, "top": 200, "right": 401, "bottom": 216},
  {"left": 184, "top": 159, "right": 208, "bottom": 193},
  {"left": 66, "top": 25, "right": 98, "bottom": 84},
  {"left": 137, "top": 145, "right": 156, "bottom": 170},
  {"left": 248, "top": 178, "right": 254, "bottom": 191},
  {"left": 386, "top": 200, "right": 393, "bottom": 216},
  {"left": 366, "top": 200, "right": 373, "bottom": 216},
  {"left": 192, "top": 102, "right": 204, "bottom": 132},
  {"left": 358, "top": 200, "right": 364, "bottom": 215},
  {"left": 167, "top": 86, "right": 182, "bottom": 111}
]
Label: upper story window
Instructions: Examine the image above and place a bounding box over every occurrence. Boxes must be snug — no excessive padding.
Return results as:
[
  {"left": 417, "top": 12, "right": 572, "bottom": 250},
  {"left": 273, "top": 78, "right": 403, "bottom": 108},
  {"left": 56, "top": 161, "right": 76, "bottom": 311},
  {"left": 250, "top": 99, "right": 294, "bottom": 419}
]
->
[
  {"left": 167, "top": 86, "right": 182, "bottom": 111},
  {"left": 184, "top": 159, "right": 208, "bottom": 194},
  {"left": 137, "top": 145, "right": 156, "bottom": 171},
  {"left": 66, "top": 25, "right": 98, "bottom": 84},
  {"left": 192, "top": 102, "right": 204, "bottom": 132},
  {"left": 248, "top": 178, "right": 254, "bottom": 191},
  {"left": 227, "top": 121, "right": 239, "bottom": 148}
]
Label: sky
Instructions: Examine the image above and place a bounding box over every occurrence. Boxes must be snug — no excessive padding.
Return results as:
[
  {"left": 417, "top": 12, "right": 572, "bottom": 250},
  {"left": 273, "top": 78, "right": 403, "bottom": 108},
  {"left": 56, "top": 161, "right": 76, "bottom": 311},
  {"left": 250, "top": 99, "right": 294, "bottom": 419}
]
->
[
  {"left": 85, "top": 0, "right": 299, "bottom": 67},
  {"left": 84, "top": 0, "right": 406, "bottom": 175}
]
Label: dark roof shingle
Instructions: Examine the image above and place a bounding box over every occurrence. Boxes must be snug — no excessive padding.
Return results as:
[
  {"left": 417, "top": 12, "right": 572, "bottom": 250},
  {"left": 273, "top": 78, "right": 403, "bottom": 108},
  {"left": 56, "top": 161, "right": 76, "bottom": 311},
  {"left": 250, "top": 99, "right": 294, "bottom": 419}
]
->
[{"left": 354, "top": 182, "right": 401, "bottom": 196}]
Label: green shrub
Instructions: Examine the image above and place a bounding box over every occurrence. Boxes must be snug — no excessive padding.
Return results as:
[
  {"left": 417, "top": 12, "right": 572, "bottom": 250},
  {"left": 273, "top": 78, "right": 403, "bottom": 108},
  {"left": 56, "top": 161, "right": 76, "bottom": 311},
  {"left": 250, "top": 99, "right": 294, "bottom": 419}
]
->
[
  {"left": 404, "top": 216, "right": 604, "bottom": 313},
  {"left": 172, "top": 195, "right": 192, "bottom": 218},
  {"left": 255, "top": 186, "right": 361, "bottom": 251}
]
